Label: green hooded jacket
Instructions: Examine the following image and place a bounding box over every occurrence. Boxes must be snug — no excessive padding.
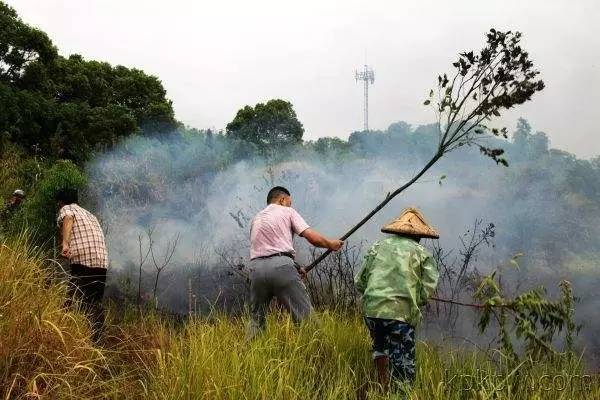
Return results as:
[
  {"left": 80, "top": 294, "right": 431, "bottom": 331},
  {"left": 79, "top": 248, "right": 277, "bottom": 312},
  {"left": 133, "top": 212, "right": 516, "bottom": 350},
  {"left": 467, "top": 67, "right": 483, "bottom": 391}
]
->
[{"left": 355, "top": 235, "right": 439, "bottom": 326}]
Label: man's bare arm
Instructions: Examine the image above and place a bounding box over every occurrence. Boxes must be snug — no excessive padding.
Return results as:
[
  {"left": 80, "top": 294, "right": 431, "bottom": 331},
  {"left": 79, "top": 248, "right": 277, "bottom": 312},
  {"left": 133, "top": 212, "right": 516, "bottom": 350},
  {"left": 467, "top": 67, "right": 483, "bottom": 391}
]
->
[
  {"left": 60, "top": 215, "right": 74, "bottom": 258},
  {"left": 300, "top": 228, "right": 343, "bottom": 251}
]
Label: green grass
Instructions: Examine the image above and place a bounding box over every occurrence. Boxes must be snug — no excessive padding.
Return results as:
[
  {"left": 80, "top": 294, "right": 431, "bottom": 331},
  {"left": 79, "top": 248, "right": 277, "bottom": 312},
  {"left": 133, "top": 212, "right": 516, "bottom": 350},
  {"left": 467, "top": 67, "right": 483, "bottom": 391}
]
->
[
  {"left": 145, "top": 312, "right": 371, "bottom": 399},
  {"left": 1, "top": 234, "right": 598, "bottom": 399},
  {"left": 143, "top": 312, "right": 598, "bottom": 400}
]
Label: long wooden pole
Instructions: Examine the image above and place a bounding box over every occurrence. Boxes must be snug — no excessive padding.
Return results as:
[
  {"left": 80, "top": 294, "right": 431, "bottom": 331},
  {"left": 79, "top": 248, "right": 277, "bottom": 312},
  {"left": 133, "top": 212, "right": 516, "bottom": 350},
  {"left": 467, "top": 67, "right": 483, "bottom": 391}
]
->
[
  {"left": 430, "top": 296, "right": 487, "bottom": 309},
  {"left": 304, "top": 152, "right": 442, "bottom": 273}
]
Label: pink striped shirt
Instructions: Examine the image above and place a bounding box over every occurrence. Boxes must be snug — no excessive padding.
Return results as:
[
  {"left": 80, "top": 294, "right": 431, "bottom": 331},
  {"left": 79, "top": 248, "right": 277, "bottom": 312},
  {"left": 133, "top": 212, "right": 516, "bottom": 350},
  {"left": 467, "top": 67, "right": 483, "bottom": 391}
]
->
[{"left": 250, "top": 204, "right": 310, "bottom": 259}]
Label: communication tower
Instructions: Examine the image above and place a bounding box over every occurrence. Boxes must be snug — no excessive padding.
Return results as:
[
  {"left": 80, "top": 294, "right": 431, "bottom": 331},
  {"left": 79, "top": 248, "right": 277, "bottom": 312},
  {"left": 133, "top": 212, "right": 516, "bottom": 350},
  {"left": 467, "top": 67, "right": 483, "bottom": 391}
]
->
[{"left": 355, "top": 65, "right": 375, "bottom": 131}]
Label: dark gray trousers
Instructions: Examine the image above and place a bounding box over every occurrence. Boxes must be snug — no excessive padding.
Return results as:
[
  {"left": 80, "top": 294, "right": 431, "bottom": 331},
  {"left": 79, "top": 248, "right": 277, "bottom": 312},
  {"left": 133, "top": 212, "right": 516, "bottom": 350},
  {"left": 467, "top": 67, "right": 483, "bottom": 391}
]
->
[
  {"left": 246, "top": 255, "right": 313, "bottom": 338},
  {"left": 68, "top": 264, "right": 106, "bottom": 341}
]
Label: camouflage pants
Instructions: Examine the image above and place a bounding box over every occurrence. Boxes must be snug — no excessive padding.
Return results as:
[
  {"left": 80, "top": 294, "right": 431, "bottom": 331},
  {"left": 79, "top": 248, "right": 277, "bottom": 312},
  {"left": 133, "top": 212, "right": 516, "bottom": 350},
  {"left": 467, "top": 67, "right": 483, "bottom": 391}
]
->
[{"left": 364, "top": 317, "right": 416, "bottom": 383}]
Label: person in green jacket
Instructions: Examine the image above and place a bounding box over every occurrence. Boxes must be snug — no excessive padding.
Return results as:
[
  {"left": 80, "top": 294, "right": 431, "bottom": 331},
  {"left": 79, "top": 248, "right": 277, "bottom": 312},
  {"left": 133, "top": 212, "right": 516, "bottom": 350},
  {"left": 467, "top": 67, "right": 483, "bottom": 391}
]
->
[{"left": 355, "top": 207, "right": 439, "bottom": 392}]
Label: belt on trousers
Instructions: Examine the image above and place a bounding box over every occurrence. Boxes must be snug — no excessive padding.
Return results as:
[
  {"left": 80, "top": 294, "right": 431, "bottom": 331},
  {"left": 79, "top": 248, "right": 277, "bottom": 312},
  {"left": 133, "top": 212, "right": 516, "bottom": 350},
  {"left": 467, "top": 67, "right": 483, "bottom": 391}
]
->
[{"left": 252, "top": 252, "right": 295, "bottom": 261}]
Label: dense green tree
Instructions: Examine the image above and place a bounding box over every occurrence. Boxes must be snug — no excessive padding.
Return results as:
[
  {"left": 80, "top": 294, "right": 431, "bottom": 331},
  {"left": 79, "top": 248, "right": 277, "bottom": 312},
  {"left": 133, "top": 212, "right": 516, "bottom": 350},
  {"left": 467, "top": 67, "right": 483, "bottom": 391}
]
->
[
  {"left": 592, "top": 155, "right": 600, "bottom": 170},
  {"left": 309, "top": 137, "right": 351, "bottom": 157},
  {"left": 508, "top": 118, "right": 551, "bottom": 162},
  {"left": 529, "top": 131, "right": 549, "bottom": 157},
  {"left": 512, "top": 118, "right": 531, "bottom": 147},
  {"left": 509, "top": 118, "right": 531, "bottom": 162},
  {"left": 348, "top": 123, "right": 440, "bottom": 163},
  {"left": 226, "top": 99, "right": 304, "bottom": 150},
  {"left": 0, "top": 2, "right": 177, "bottom": 162},
  {"left": 0, "top": 2, "right": 56, "bottom": 85}
]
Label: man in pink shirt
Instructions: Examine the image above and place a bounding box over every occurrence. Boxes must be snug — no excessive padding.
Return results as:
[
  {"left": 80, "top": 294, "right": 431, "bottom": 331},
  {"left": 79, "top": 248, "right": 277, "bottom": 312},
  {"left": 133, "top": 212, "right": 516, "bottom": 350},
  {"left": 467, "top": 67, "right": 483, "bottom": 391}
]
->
[{"left": 247, "top": 186, "right": 343, "bottom": 337}]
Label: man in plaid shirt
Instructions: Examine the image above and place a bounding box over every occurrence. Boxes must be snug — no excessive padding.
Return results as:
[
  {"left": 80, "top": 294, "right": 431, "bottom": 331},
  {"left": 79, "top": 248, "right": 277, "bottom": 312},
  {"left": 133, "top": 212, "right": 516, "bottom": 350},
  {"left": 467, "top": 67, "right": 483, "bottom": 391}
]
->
[{"left": 56, "top": 188, "right": 108, "bottom": 340}]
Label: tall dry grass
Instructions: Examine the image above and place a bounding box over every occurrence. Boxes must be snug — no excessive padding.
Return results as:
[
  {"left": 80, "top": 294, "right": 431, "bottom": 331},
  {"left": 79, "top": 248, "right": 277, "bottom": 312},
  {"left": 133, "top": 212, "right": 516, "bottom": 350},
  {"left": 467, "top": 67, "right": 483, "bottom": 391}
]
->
[
  {"left": 1, "top": 234, "right": 598, "bottom": 399},
  {"left": 0, "top": 233, "right": 149, "bottom": 399},
  {"left": 0, "top": 234, "right": 97, "bottom": 398}
]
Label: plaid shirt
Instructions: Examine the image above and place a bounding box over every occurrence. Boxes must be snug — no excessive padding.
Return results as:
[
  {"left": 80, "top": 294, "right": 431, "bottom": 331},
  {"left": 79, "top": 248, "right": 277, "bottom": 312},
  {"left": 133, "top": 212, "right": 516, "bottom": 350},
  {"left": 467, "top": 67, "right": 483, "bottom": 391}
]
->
[{"left": 57, "top": 204, "right": 108, "bottom": 269}]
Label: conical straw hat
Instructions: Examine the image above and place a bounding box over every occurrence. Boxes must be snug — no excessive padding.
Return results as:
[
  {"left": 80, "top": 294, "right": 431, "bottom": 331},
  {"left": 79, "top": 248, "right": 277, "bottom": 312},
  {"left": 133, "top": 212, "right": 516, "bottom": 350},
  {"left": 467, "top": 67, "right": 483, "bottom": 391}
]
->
[{"left": 381, "top": 207, "right": 440, "bottom": 239}]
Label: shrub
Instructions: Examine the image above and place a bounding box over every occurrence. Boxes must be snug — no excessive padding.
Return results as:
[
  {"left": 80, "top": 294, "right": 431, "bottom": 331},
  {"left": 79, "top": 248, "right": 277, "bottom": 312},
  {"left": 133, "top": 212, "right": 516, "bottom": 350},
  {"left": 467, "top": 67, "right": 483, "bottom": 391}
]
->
[{"left": 21, "top": 159, "right": 86, "bottom": 245}]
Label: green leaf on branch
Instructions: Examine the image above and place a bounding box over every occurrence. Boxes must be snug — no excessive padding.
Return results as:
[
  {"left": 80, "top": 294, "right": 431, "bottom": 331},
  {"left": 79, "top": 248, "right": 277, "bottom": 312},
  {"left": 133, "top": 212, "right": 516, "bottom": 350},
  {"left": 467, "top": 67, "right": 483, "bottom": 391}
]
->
[{"left": 472, "top": 265, "right": 578, "bottom": 364}]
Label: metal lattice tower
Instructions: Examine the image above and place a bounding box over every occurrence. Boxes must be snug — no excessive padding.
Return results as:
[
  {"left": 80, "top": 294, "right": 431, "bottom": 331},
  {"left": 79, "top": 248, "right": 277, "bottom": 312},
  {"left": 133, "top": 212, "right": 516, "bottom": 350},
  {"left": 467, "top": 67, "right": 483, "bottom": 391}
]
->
[{"left": 355, "top": 64, "right": 375, "bottom": 131}]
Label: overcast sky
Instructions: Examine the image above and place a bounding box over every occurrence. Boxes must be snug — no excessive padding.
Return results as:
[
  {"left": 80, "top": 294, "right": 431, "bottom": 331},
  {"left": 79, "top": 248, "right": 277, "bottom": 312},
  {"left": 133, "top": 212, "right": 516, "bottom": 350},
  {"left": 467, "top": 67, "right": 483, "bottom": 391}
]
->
[{"left": 7, "top": 0, "right": 600, "bottom": 158}]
